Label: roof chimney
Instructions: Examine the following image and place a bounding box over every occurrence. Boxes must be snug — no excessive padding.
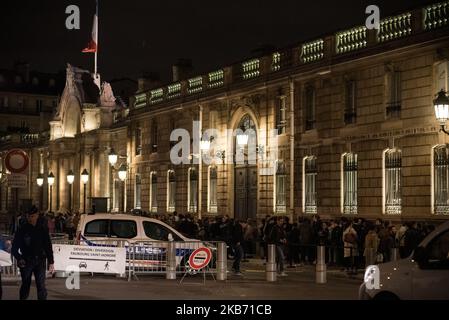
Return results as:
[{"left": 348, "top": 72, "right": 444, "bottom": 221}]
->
[
  {"left": 137, "top": 72, "right": 161, "bottom": 92},
  {"left": 172, "top": 59, "right": 193, "bottom": 82}
]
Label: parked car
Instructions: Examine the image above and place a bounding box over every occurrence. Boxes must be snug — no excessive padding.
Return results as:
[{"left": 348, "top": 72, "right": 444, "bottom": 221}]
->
[
  {"left": 75, "top": 213, "right": 214, "bottom": 270},
  {"left": 359, "top": 221, "right": 449, "bottom": 300}
]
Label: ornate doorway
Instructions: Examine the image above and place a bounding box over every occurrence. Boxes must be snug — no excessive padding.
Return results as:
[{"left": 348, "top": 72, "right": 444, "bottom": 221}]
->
[{"left": 234, "top": 115, "right": 258, "bottom": 221}]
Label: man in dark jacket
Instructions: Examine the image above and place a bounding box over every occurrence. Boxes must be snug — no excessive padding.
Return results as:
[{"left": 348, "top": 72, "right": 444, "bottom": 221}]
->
[
  {"left": 269, "top": 217, "right": 288, "bottom": 276},
  {"left": 11, "top": 206, "right": 54, "bottom": 300},
  {"left": 404, "top": 222, "right": 420, "bottom": 258},
  {"left": 231, "top": 219, "right": 244, "bottom": 275}
]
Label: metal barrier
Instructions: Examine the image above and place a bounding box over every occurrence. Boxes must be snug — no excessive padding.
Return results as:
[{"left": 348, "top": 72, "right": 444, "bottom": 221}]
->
[
  {"left": 127, "top": 241, "right": 220, "bottom": 280},
  {"left": 1, "top": 256, "right": 19, "bottom": 279},
  {"left": 266, "top": 244, "right": 276, "bottom": 282}
]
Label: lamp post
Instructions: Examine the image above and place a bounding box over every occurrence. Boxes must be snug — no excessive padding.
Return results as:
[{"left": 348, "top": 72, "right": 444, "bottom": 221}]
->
[
  {"left": 36, "top": 173, "right": 44, "bottom": 211},
  {"left": 81, "top": 169, "right": 89, "bottom": 214},
  {"left": 118, "top": 163, "right": 127, "bottom": 213},
  {"left": 48, "top": 172, "right": 55, "bottom": 213},
  {"left": 434, "top": 90, "right": 449, "bottom": 135},
  {"left": 67, "top": 170, "right": 74, "bottom": 213}
]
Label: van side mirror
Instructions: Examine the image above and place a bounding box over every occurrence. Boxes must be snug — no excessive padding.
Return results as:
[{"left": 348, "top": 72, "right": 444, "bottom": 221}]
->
[{"left": 413, "top": 246, "right": 428, "bottom": 267}]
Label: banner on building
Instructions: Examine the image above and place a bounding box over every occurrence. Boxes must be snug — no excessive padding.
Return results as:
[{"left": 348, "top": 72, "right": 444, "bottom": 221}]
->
[
  {"left": 53, "top": 244, "right": 126, "bottom": 274},
  {"left": 7, "top": 174, "right": 27, "bottom": 188}
]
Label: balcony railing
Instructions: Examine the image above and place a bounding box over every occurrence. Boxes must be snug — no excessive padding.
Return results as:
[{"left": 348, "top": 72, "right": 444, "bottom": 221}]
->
[
  {"left": 242, "top": 59, "right": 260, "bottom": 80},
  {"left": 424, "top": 1, "right": 449, "bottom": 30},
  {"left": 131, "top": 1, "right": 449, "bottom": 111},
  {"left": 300, "top": 39, "right": 324, "bottom": 63},
  {"left": 149, "top": 88, "right": 164, "bottom": 105},
  {"left": 336, "top": 26, "right": 367, "bottom": 54},
  {"left": 378, "top": 12, "right": 412, "bottom": 42},
  {"left": 167, "top": 83, "right": 181, "bottom": 100},
  {"left": 134, "top": 93, "right": 147, "bottom": 109},
  {"left": 208, "top": 70, "right": 224, "bottom": 89},
  {"left": 188, "top": 76, "right": 203, "bottom": 94}
]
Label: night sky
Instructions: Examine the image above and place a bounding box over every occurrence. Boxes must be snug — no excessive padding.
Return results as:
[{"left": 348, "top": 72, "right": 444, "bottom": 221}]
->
[{"left": 0, "top": 0, "right": 436, "bottom": 82}]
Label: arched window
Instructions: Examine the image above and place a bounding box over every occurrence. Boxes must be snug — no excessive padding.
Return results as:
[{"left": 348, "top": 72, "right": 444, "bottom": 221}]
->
[
  {"left": 188, "top": 167, "right": 198, "bottom": 213},
  {"left": 303, "top": 156, "right": 317, "bottom": 214},
  {"left": 383, "top": 148, "right": 402, "bottom": 215},
  {"left": 433, "top": 145, "right": 449, "bottom": 215},
  {"left": 274, "top": 161, "right": 287, "bottom": 214},
  {"left": 341, "top": 153, "right": 358, "bottom": 214},
  {"left": 150, "top": 172, "right": 158, "bottom": 213},
  {"left": 167, "top": 170, "right": 176, "bottom": 213},
  {"left": 208, "top": 166, "right": 218, "bottom": 213}
]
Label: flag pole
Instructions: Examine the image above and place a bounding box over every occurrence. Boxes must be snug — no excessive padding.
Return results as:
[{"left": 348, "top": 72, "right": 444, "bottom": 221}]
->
[{"left": 94, "top": 0, "right": 98, "bottom": 76}]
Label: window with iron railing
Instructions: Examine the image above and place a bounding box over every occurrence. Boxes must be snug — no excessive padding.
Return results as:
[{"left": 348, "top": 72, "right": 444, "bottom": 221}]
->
[
  {"left": 342, "top": 153, "right": 358, "bottom": 214},
  {"left": 167, "top": 170, "right": 176, "bottom": 213},
  {"left": 384, "top": 149, "right": 402, "bottom": 215},
  {"left": 275, "top": 161, "right": 287, "bottom": 214},
  {"left": 433, "top": 145, "right": 449, "bottom": 215},
  {"left": 188, "top": 167, "right": 198, "bottom": 213},
  {"left": 135, "top": 174, "right": 142, "bottom": 209},
  {"left": 208, "top": 166, "right": 218, "bottom": 214},
  {"left": 303, "top": 156, "right": 317, "bottom": 214},
  {"left": 150, "top": 172, "right": 158, "bottom": 213}
]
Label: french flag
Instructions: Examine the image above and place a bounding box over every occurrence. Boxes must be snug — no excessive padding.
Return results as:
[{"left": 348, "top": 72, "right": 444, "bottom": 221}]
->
[{"left": 82, "top": 14, "right": 98, "bottom": 53}]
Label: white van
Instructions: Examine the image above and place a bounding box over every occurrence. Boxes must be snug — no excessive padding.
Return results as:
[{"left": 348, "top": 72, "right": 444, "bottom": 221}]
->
[
  {"left": 359, "top": 221, "right": 449, "bottom": 300},
  {"left": 75, "top": 213, "right": 206, "bottom": 269}
]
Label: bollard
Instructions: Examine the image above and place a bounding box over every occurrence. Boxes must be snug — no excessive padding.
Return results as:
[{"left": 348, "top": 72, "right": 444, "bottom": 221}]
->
[
  {"left": 216, "top": 242, "right": 227, "bottom": 281},
  {"left": 391, "top": 247, "right": 399, "bottom": 262},
  {"left": 316, "top": 245, "right": 326, "bottom": 284},
  {"left": 266, "top": 244, "right": 276, "bottom": 282},
  {"left": 166, "top": 241, "right": 177, "bottom": 280}
]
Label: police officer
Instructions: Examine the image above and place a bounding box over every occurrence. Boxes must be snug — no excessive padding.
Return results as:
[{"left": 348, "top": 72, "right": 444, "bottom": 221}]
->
[{"left": 11, "top": 206, "right": 54, "bottom": 300}]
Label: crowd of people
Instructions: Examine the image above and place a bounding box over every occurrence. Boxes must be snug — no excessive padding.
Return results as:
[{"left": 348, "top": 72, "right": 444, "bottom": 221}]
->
[
  {"left": 4, "top": 207, "right": 436, "bottom": 277},
  {"left": 155, "top": 212, "right": 436, "bottom": 276}
]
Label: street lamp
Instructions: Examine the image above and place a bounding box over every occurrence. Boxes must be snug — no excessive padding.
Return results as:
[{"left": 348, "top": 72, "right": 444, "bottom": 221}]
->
[
  {"left": 67, "top": 170, "right": 74, "bottom": 213},
  {"left": 81, "top": 169, "right": 89, "bottom": 214},
  {"left": 108, "top": 148, "right": 118, "bottom": 166},
  {"left": 434, "top": 90, "right": 449, "bottom": 135},
  {"left": 118, "top": 163, "right": 127, "bottom": 212},
  {"left": 36, "top": 173, "right": 44, "bottom": 211},
  {"left": 48, "top": 172, "right": 55, "bottom": 213}
]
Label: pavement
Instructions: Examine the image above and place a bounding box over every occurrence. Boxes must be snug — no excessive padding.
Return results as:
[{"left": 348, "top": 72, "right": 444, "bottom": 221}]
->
[{"left": 1, "top": 259, "right": 363, "bottom": 300}]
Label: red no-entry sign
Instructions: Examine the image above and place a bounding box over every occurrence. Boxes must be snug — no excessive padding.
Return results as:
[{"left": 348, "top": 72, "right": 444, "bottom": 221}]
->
[
  {"left": 5, "top": 149, "right": 29, "bottom": 174},
  {"left": 188, "top": 247, "right": 212, "bottom": 270}
]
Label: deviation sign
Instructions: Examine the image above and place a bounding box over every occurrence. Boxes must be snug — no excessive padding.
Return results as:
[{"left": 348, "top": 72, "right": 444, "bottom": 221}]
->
[{"left": 188, "top": 247, "right": 212, "bottom": 270}]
